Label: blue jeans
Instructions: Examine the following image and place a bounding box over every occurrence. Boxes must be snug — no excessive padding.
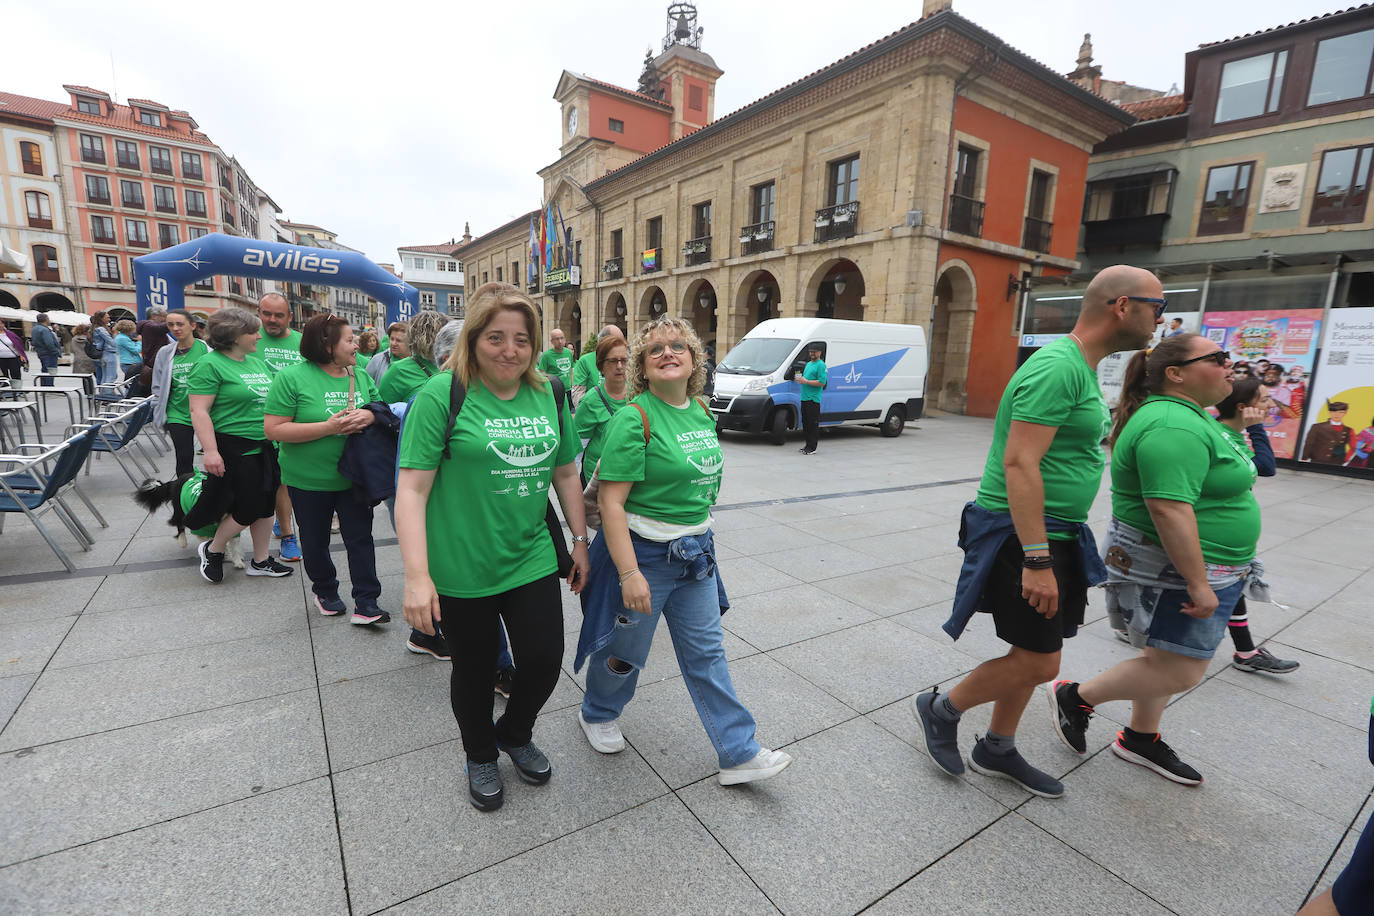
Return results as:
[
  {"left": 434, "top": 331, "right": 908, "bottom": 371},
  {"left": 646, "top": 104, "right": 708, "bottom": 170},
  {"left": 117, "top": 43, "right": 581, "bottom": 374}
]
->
[
  {"left": 37, "top": 352, "right": 58, "bottom": 385},
  {"left": 581, "top": 533, "right": 760, "bottom": 768},
  {"left": 287, "top": 486, "right": 381, "bottom": 604}
]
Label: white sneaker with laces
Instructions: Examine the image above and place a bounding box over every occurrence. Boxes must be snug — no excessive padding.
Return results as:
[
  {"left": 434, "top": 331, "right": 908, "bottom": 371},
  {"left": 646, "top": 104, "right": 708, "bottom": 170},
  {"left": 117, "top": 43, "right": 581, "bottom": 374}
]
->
[
  {"left": 578, "top": 710, "right": 625, "bottom": 754},
  {"left": 718, "top": 747, "right": 793, "bottom": 785}
]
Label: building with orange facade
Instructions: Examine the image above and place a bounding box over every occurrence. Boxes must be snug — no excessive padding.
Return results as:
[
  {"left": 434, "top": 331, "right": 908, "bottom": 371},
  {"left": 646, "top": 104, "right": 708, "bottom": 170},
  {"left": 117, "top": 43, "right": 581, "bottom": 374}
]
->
[{"left": 456, "top": 1, "right": 1134, "bottom": 418}]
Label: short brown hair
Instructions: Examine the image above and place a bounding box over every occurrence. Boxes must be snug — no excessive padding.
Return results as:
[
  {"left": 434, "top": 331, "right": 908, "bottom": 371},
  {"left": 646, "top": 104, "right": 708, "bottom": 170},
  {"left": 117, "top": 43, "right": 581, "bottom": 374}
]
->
[
  {"left": 595, "top": 333, "right": 629, "bottom": 372},
  {"left": 206, "top": 306, "right": 261, "bottom": 351},
  {"left": 449, "top": 282, "right": 543, "bottom": 390},
  {"left": 299, "top": 314, "right": 350, "bottom": 365},
  {"left": 356, "top": 330, "right": 379, "bottom": 354},
  {"left": 387, "top": 321, "right": 408, "bottom": 336},
  {"left": 114, "top": 319, "right": 136, "bottom": 336}
]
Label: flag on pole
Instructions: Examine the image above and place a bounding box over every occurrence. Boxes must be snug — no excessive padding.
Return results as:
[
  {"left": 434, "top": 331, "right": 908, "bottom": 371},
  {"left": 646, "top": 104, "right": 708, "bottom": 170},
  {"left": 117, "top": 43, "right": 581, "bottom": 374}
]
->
[
  {"left": 527, "top": 216, "right": 538, "bottom": 284},
  {"left": 555, "top": 202, "right": 570, "bottom": 268},
  {"left": 544, "top": 201, "right": 556, "bottom": 267}
]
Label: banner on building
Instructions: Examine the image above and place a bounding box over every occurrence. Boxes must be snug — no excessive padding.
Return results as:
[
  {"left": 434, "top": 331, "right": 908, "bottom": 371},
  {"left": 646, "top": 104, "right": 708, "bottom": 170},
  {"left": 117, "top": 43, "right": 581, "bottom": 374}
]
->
[
  {"left": 1200, "top": 308, "right": 1324, "bottom": 459},
  {"left": 1298, "top": 307, "right": 1374, "bottom": 472}
]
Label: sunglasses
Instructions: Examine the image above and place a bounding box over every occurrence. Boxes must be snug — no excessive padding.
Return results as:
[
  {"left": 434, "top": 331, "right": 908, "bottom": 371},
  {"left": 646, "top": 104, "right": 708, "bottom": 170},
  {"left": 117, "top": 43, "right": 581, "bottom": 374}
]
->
[
  {"left": 646, "top": 340, "right": 689, "bottom": 358},
  {"left": 1172, "top": 350, "right": 1230, "bottom": 368},
  {"left": 1121, "top": 295, "right": 1168, "bottom": 319}
]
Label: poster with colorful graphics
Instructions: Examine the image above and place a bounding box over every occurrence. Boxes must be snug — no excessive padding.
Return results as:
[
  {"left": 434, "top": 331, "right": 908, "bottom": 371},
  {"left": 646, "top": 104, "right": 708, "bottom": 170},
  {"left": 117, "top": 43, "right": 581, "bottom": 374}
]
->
[
  {"left": 1299, "top": 307, "right": 1374, "bottom": 473},
  {"left": 1096, "top": 312, "right": 1203, "bottom": 408},
  {"left": 1199, "top": 309, "right": 1324, "bottom": 459}
]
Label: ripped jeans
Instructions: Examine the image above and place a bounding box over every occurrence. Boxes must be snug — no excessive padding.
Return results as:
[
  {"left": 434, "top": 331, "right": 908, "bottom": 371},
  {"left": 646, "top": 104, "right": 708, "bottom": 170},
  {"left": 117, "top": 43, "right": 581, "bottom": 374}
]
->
[{"left": 581, "top": 532, "right": 760, "bottom": 768}]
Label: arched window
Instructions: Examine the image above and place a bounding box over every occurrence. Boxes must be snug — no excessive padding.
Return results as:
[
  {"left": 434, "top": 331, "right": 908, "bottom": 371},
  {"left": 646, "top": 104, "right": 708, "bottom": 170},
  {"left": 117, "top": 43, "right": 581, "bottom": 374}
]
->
[
  {"left": 19, "top": 141, "right": 42, "bottom": 175},
  {"left": 33, "top": 245, "right": 59, "bottom": 282},
  {"left": 25, "top": 191, "right": 52, "bottom": 229}
]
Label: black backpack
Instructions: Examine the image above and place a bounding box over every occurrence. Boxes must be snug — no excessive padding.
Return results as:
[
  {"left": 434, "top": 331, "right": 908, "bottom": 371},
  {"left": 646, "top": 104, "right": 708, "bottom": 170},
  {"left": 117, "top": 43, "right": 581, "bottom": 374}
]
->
[
  {"left": 84, "top": 334, "right": 102, "bottom": 361},
  {"left": 440, "top": 374, "right": 573, "bottom": 578}
]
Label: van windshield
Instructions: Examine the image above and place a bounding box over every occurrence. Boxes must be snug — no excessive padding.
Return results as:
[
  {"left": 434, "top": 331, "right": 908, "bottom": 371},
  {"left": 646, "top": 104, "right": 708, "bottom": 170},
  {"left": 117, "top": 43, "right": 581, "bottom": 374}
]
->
[{"left": 718, "top": 338, "right": 800, "bottom": 376}]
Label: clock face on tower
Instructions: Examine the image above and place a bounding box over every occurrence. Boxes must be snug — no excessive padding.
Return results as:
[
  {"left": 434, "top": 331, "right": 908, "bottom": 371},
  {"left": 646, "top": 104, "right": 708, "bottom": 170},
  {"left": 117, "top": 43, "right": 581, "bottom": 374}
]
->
[{"left": 567, "top": 107, "right": 578, "bottom": 138}]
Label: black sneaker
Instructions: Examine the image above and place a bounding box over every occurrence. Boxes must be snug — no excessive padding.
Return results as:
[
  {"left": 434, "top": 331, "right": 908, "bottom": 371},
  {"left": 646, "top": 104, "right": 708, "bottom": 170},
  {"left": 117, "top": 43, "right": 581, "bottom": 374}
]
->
[
  {"left": 911, "top": 688, "right": 965, "bottom": 776},
  {"left": 246, "top": 556, "right": 293, "bottom": 577},
  {"left": 351, "top": 601, "right": 391, "bottom": 626},
  {"left": 314, "top": 594, "right": 347, "bottom": 617},
  {"left": 466, "top": 760, "right": 504, "bottom": 811},
  {"left": 969, "top": 738, "right": 1064, "bottom": 799},
  {"left": 498, "top": 739, "right": 552, "bottom": 784},
  {"left": 1048, "top": 680, "right": 1092, "bottom": 754},
  {"left": 406, "top": 629, "right": 450, "bottom": 660},
  {"left": 494, "top": 665, "right": 516, "bottom": 699},
  {"left": 197, "top": 540, "right": 224, "bottom": 583},
  {"left": 1232, "top": 647, "right": 1300, "bottom": 674},
  {"left": 1111, "top": 730, "right": 1202, "bottom": 785}
]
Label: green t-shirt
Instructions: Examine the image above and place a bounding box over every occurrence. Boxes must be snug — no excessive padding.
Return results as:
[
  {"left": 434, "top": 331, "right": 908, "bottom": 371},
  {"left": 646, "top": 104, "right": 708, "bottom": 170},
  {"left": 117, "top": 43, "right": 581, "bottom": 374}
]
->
[
  {"left": 179, "top": 470, "right": 219, "bottom": 539},
  {"left": 398, "top": 374, "right": 578, "bottom": 598},
  {"left": 355, "top": 352, "right": 373, "bottom": 372},
  {"left": 378, "top": 356, "right": 438, "bottom": 404},
  {"left": 165, "top": 339, "right": 208, "bottom": 426},
  {"left": 265, "top": 362, "right": 379, "bottom": 492},
  {"left": 538, "top": 347, "right": 574, "bottom": 385},
  {"left": 575, "top": 384, "right": 628, "bottom": 471},
  {"left": 571, "top": 351, "right": 601, "bottom": 390},
  {"left": 257, "top": 329, "right": 304, "bottom": 376},
  {"left": 975, "top": 336, "right": 1110, "bottom": 538},
  {"left": 1110, "top": 396, "right": 1260, "bottom": 565},
  {"left": 186, "top": 349, "right": 273, "bottom": 440},
  {"left": 598, "top": 392, "right": 722, "bottom": 526},
  {"left": 801, "top": 359, "right": 827, "bottom": 403}
]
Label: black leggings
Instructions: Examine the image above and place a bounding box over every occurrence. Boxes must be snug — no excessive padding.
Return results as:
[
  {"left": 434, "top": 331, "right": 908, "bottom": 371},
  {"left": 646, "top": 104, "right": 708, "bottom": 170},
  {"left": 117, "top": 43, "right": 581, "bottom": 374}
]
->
[
  {"left": 165, "top": 423, "right": 195, "bottom": 477},
  {"left": 439, "top": 574, "right": 564, "bottom": 763}
]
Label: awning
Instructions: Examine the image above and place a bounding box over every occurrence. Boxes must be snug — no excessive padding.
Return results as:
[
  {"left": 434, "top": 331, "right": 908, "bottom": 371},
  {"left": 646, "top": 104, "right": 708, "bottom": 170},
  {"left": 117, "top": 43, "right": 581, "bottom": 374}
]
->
[
  {"left": 0, "top": 306, "right": 87, "bottom": 326},
  {"left": 1, "top": 243, "right": 29, "bottom": 274},
  {"left": 1087, "top": 162, "right": 1177, "bottom": 183}
]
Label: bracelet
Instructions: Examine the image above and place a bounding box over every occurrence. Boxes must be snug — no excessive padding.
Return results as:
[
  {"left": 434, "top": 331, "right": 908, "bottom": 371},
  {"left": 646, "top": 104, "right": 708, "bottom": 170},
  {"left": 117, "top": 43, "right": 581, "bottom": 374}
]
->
[
  {"left": 1021, "top": 542, "right": 1049, "bottom": 552},
  {"left": 619, "top": 568, "right": 640, "bottom": 583},
  {"left": 570, "top": 534, "right": 589, "bottom": 543},
  {"left": 1022, "top": 555, "right": 1055, "bottom": 570}
]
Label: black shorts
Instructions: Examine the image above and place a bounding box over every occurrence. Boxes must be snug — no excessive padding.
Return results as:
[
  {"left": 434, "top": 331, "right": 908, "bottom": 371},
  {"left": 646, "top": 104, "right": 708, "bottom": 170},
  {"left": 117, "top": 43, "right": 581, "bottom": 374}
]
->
[
  {"left": 184, "top": 446, "right": 279, "bottom": 528},
  {"left": 978, "top": 534, "right": 1087, "bottom": 654}
]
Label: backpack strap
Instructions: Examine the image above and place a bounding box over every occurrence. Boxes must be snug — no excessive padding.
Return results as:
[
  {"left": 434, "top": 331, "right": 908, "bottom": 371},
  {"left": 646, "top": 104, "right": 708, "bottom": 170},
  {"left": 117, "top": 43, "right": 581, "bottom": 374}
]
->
[
  {"left": 630, "top": 402, "right": 650, "bottom": 445},
  {"left": 696, "top": 396, "right": 712, "bottom": 420},
  {"left": 440, "top": 373, "right": 465, "bottom": 460},
  {"left": 595, "top": 384, "right": 613, "bottom": 414},
  {"left": 549, "top": 376, "right": 566, "bottom": 431}
]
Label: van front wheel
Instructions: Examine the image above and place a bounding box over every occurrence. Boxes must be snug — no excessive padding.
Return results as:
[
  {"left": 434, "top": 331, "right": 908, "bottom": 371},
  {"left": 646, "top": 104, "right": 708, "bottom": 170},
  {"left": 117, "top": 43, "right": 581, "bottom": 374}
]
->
[
  {"left": 767, "top": 408, "right": 788, "bottom": 445},
  {"left": 881, "top": 405, "right": 906, "bottom": 438}
]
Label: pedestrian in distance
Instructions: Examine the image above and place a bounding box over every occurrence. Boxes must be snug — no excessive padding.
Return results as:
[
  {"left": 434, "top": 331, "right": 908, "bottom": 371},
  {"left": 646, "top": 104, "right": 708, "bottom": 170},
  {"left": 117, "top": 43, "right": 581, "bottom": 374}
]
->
[
  {"left": 571, "top": 325, "right": 624, "bottom": 406},
  {"left": 31, "top": 313, "right": 61, "bottom": 386},
  {"left": 257, "top": 292, "right": 305, "bottom": 563},
  {"left": 70, "top": 324, "right": 97, "bottom": 378},
  {"left": 913, "top": 264, "right": 1164, "bottom": 798},
  {"left": 1049, "top": 333, "right": 1262, "bottom": 786},
  {"left": 185, "top": 306, "right": 295, "bottom": 583},
  {"left": 0, "top": 320, "right": 26, "bottom": 381},
  {"left": 798, "top": 342, "right": 827, "bottom": 454},
  {"left": 378, "top": 310, "right": 448, "bottom": 404},
  {"left": 366, "top": 320, "right": 409, "bottom": 387},
  {"left": 114, "top": 319, "right": 142, "bottom": 383},
  {"left": 89, "top": 310, "right": 119, "bottom": 385},
  {"left": 397, "top": 282, "right": 589, "bottom": 812},
  {"left": 152, "top": 308, "right": 209, "bottom": 477},
  {"left": 355, "top": 330, "right": 380, "bottom": 372},
  {"left": 265, "top": 314, "right": 389, "bottom": 626},
  {"left": 538, "top": 328, "right": 575, "bottom": 414},
  {"left": 574, "top": 316, "right": 793, "bottom": 787}
]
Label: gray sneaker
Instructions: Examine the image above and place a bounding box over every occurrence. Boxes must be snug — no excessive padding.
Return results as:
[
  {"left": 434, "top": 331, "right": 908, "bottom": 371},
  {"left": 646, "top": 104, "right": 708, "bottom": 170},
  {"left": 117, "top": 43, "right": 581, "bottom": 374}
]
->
[
  {"left": 1232, "top": 647, "right": 1300, "bottom": 674},
  {"left": 912, "top": 689, "right": 964, "bottom": 776},
  {"left": 466, "top": 760, "right": 504, "bottom": 811},
  {"left": 969, "top": 738, "right": 1064, "bottom": 798},
  {"left": 498, "top": 740, "right": 551, "bottom": 784}
]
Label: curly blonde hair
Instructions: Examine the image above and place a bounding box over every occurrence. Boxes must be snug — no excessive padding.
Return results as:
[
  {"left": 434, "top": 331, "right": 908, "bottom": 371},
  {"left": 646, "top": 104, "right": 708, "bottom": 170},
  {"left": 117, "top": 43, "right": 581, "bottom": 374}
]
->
[
  {"left": 405, "top": 310, "right": 451, "bottom": 363},
  {"left": 627, "top": 317, "right": 707, "bottom": 399}
]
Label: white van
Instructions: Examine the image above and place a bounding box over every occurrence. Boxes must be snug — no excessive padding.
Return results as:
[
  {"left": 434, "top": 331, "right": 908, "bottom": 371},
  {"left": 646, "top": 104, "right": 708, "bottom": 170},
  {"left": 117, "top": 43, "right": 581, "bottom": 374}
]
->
[{"left": 711, "top": 318, "right": 927, "bottom": 444}]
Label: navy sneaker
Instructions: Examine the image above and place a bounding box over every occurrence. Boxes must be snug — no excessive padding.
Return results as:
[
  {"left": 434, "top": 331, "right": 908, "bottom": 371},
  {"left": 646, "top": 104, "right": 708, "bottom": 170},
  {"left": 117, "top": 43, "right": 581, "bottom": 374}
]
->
[
  {"left": 969, "top": 738, "right": 1064, "bottom": 798},
  {"left": 498, "top": 739, "right": 552, "bottom": 784},
  {"left": 466, "top": 760, "right": 504, "bottom": 811},
  {"left": 912, "top": 689, "right": 964, "bottom": 776},
  {"left": 315, "top": 594, "right": 347, "bottom": 617},
  {"left": 1049, "top": 680, "right": 1092, "bottom": 754},
  {"left": 406, "top": 629, "right": 450, "bottom": 659},
  {"left": 351, "top": 601, "right": 391, "bottom": 626}
]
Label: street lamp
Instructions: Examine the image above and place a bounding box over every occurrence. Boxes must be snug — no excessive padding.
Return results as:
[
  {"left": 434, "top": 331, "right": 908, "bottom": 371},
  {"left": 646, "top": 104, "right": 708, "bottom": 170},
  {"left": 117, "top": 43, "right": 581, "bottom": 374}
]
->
[
  {"left": 697, "top": 288, "right": 712, "bottom": 309},
  {"left": 832, "top": 273, "right": 847, "bottom": 296},
  {"left": 755, "top": 285, "right": 769, "bottom": 304}
]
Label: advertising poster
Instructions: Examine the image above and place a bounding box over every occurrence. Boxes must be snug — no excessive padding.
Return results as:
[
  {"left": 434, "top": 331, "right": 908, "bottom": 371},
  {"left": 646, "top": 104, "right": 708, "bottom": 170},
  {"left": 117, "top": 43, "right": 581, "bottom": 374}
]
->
[
  {"left": 1299, "top": 307, "right": 1374, "bottom": 473},
  {"left": 1097, "top": 311, "right": 1203, "bottom": 408},
  {"left": 1200, "top": 309, "right": 1324, "bottom": 459}
]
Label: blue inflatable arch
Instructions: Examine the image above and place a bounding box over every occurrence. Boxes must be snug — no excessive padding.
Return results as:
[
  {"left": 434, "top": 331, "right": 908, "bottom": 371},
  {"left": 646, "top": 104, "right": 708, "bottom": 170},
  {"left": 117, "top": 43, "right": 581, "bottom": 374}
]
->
[{"left": 132, "top": 233, "right": 419, "bottom": 326}]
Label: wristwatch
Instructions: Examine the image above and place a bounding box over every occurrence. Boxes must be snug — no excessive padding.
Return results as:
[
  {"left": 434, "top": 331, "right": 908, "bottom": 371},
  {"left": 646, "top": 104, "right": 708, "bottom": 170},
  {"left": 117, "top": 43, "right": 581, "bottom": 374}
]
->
[{"left": 570, "top": 535, "right": 589, "bottom": 543}]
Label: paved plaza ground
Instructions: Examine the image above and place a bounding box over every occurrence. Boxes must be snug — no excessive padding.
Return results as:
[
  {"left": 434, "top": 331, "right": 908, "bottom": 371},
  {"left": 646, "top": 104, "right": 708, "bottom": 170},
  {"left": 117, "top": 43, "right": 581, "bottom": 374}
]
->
[{"left": 2, "top": 392, "right": 1372, "bottom": 915}]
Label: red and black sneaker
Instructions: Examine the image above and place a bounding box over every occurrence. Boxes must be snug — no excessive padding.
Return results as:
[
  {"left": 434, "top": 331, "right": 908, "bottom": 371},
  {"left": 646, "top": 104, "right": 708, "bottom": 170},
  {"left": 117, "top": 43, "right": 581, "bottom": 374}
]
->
[{"left": 1111, "top": 729, "right": 1202, "bottom": 785}]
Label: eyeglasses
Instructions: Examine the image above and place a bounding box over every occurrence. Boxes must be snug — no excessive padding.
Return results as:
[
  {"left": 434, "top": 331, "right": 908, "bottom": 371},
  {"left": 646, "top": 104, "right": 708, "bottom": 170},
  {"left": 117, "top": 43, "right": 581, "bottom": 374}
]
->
[
  {"left": 646, "top": 340, "right": 688, "bottom": 358},
  {"left": 1121, "top": 296, "right": 1168, "bottom": 319},
  {"left": 604, "top": 358, "right": 629, "bottom": 367},
  {"left": 1172, "top": 350, "right": 1230, "bottom": 368}
]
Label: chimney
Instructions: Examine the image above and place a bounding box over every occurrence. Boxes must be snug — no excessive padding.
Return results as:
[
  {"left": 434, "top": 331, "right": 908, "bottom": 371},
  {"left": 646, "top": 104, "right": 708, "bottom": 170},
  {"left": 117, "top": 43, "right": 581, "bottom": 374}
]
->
[{"left": 923, "top": 0, "right": 952, "bottom": 15}]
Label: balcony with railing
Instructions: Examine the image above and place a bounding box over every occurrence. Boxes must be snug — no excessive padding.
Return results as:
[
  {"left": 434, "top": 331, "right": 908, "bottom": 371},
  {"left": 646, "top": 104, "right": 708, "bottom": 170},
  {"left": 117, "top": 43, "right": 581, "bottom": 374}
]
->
[
  {"left": 1022, "top": 217, "right": 1052, "bottom": 253},
  {"left": 682, "top": 236, "right": 711, "bottom": 267},
  {"left": 738, "top": 220, "right": 775, "bottom": 256},
  {"left": 116, "top": 152, "right": 140, "bottom": 170},
  {"left": 814, "top": 201, "right": 859, "bottom": 243},
  {"left": 641, "top": 247, "right": 662, "bottom": 274},
  {"left": 81, "top": 147, "right": 105, "bottom": 165},
  {"left": 1082, "top": 214, "right": 1169, "bottom": 253},
  {"left": 603, "top": 256, "right": 623, "bottom": 279},
  {"left": 947, "top": 194, "right": 984, "bottom": 237}
]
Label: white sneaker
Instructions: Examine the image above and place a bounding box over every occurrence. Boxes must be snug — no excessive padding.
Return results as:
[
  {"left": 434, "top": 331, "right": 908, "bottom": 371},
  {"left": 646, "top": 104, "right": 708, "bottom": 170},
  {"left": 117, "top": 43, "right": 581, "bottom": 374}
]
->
[
  {"left": 578, "top": 710, "right": 625, "bottom": 754},
  {"left": 718, "top": 747, "right": 793, "bottom": 786}
]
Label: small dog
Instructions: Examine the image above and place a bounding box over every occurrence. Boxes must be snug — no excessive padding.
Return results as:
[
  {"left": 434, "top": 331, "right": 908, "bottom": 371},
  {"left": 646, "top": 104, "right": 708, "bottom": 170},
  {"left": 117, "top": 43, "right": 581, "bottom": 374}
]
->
[{"left": 134, "top": 474, "right": 245, "bottom": 569}]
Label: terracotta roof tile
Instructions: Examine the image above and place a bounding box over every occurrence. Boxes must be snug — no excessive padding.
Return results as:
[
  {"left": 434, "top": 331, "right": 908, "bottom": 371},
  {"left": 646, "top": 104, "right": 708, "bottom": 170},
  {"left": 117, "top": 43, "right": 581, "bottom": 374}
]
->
[
  {"left": 3, "top": 88, "right": 217, "bottom": 145},
  {"left": 0, "top": 92, "right": 68, "bottom": 122},
  {"left": 1199, "top": 3, "right": 1373, "bottom": 48},
  {"left": 61, "top": 85, "right": 109, "bottom": 99},
  {"left": 127, "top": 98, "right": 168, "bottom": 110},
  {"left": 571, "top": 72, "right": 673, "bottom": 109},
  {"left": 397, "top": 242, "right": 464, "bottom": 255},
  {"left": 1120, "top": 94, "right": 1188, "bottom": 121}
]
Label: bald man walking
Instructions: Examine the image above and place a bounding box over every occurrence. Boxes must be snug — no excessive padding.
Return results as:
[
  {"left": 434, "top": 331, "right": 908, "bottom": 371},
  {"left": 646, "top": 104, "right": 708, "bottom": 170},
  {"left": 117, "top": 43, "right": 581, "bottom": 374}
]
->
[{"left": 912, "top": 265, "right": 1165, "bottom": 797}]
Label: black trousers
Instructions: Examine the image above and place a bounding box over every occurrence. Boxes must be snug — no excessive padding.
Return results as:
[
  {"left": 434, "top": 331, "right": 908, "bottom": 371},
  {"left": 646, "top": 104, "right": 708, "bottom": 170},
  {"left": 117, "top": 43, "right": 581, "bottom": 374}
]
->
[
  {"left": 801, "top": 400, "right": 820, "bottom": 452},
  {"left": 165, "top": 422, "right": 195, "bottom": 477},
  {"left": 439, "top": 574, "right": 564, "bottom": 763}
]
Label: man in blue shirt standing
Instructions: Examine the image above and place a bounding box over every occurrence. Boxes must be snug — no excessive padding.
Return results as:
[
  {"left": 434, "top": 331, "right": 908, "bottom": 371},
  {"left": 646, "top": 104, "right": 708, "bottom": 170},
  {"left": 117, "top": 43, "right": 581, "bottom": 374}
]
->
[
  {"left": 32, "top": 312, "right": 62, "bottom": 386},
  {"left": 798, "top": 343, "right": 827, "bottom": 454}
]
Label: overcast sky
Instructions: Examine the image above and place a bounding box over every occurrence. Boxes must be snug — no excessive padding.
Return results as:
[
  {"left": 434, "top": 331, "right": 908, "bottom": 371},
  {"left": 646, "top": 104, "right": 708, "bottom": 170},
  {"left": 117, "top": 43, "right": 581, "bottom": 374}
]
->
[{"left": 9, "top": 0, "right": 1346, "bottom": 264}]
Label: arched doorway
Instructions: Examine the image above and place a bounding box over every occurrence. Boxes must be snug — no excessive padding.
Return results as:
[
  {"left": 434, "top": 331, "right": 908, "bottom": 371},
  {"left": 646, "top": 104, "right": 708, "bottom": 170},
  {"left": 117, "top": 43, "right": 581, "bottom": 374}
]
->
[
  {"left": 558, "top": 298, "right": 583, "bottom": 355},
  {"left": 639, "top": 285, "right": 667, "bottom": 329},
  {"left": 607, "top": 293, "right": 628, "bottom": 335},
  {"left": 931, "top": 262, "right": 977, "bottom": 414},
  {"left": 31, "top": 291, "right": 75, "bottom": 312},
  {"left": 108, "top": 307, "right": 136, "bottom": 323},
  {"left": 807, "top": 259, "right": 863, "bottom": 320},
  {"left": 683, "top": 279, "right": 718, "bottom": 350},
  {"left": 0, "top": 289, "right": 20, "bottom": 311},
  {"left": 734, "top": 270, "right": 780, "bottom": 337}
]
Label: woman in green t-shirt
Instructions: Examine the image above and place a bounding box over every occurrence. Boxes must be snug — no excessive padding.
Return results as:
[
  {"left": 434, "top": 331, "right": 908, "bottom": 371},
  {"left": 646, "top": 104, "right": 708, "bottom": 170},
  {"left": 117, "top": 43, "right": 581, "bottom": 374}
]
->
[
  {"left": 152, "top": 309, "right": 208, "bottom": 476},
  {"left": 573, "top": 334, "right": 630, "bottom": 484},
  {"left": 185, "top": 307, "right": 294, "bottom": 583},
  {"left": 265, "top": 315, "right": 388, "bottom": 626},
  {"left": 378, "top": 310, "right": 449, "bottom": 404},
  {"left": 397, "top": 282, "right": 589, "bottom": 812},
  {"left": 1051, "top": 333, "right": 1258, "bottom": 786},
  {"left": 576, "top": 317, "right": 793, "bottom": 786},
  {"left": 354, "top": 330, "right": 379, "bottom": 371}
]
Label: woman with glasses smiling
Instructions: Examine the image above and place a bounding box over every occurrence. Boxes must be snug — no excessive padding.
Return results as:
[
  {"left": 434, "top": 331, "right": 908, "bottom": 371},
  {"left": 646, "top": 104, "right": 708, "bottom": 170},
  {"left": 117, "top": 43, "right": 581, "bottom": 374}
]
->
[
  {"left": 573, "top": 334, "right": 631, "bottom": 486},
  {"left": 574, "top": 317, "right": 793, "bottom": 786},
  {"left": 1049, "top": 333, "right": 1262, "bottom": 786}
]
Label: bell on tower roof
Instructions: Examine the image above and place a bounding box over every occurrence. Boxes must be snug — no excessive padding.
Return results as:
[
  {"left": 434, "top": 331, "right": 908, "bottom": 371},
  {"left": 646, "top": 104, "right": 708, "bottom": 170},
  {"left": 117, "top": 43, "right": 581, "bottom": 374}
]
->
[{"left": 661, "top": 2, "right": 703, "bottom": 52}]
